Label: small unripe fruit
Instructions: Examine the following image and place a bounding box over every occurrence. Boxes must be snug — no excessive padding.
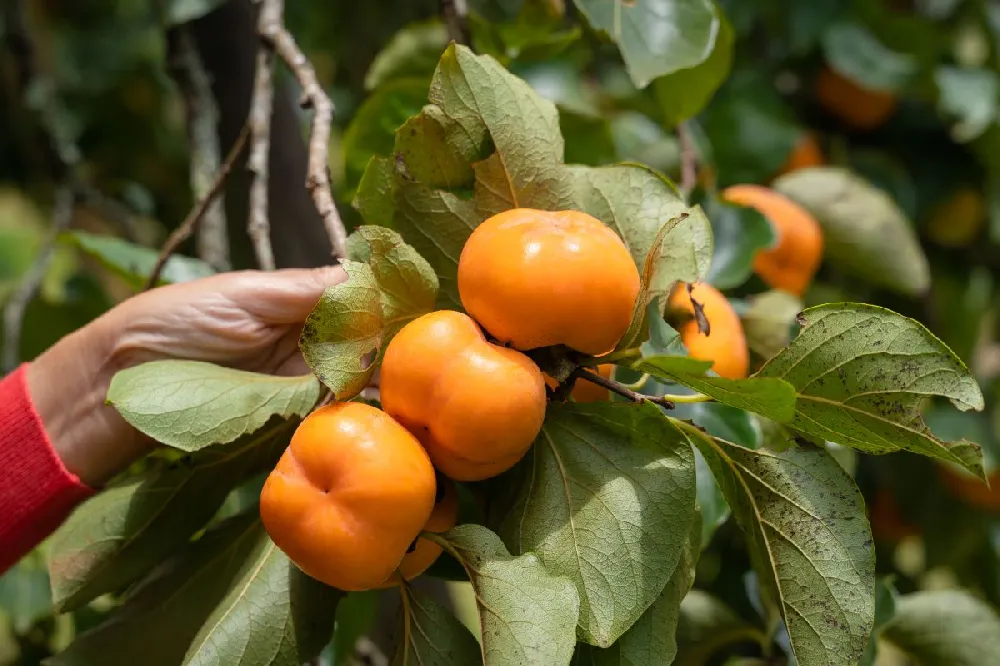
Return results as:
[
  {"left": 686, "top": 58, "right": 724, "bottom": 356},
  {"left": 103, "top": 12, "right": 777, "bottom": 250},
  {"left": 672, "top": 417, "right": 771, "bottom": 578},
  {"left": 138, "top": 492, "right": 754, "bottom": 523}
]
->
[{"left": 458, "top": 208, "right": 641, "bottom": 356}]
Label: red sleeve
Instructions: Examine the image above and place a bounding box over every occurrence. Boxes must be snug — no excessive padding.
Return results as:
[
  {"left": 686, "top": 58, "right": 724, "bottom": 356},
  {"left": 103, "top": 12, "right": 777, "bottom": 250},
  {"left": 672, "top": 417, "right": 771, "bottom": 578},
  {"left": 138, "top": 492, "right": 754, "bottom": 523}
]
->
[{"left": 0, "top": 364, "right": 94, "bottom": 574}]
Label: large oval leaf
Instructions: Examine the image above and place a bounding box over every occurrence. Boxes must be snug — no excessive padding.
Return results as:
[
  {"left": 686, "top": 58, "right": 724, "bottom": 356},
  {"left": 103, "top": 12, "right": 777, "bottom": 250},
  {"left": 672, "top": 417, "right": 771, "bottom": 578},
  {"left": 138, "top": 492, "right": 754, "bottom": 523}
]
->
[
  {"left": 756, "top": 303, "right": 987, "bottom": 479},
  {"left": 679, "top": 423, "right": 875, "bottom": 666},
  {"left": 571, "top": 0, "right": 720, "bottom": 89},
  {"left": 439, "top": 525, "right": 580, "bottom": 666},
  {"left": 496, "top": 402, "right": 696, "bottom": 647},
  {"left": 107, "top": 361, "right": 318, "bottom": 452},
  {"left": 772, "top": 166, "right": 931, "bottom": 296}
]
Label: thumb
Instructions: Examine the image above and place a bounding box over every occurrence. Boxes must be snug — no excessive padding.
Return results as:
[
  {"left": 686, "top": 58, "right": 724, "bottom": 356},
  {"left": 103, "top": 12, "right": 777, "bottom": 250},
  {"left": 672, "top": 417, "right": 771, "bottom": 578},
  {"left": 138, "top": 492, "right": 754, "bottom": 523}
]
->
[{"left": 246, "top": 264, "right": 349, "bottom": 324}]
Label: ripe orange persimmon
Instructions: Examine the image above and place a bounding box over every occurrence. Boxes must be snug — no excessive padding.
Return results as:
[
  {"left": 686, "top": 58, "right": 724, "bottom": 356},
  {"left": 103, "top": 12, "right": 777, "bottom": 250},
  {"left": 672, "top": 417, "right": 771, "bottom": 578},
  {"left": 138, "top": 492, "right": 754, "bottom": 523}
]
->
[
  {"left": 721, "top": 184, "right": 823, "bottom": 296},
  {"left": 381, "top": 478, "right": 460, "bottom": 586},
  {"left": 939, "top": 465, "right": 1000, "bottom": 511},
  {"left": 544, "top": 364, "right": 612, "bottom": 402},
  {"left": 380, "top": 310, "right": 547, "bottom": 481},
  {"left": 775, "top": 133, "right": 824, "bottom": 177},
  {"left": 260, "top": 402, "right": 437, "bottom": 591},
  {"left": 457, "top": 208, "right": 641, "bottom": 356},
  {"left": 667, "top": 282, "right": 749, "bottom": 380},
  {"left": 815, "top": 66, "right": 897, "bottom": 130}
]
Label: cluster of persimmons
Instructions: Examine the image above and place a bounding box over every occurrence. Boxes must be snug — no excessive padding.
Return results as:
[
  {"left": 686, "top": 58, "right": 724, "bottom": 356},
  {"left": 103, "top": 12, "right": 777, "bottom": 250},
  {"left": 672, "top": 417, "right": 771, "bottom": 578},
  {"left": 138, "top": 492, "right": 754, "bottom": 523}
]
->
[{"left": 257, "top": 188, "right": 826, "bottom": 591}]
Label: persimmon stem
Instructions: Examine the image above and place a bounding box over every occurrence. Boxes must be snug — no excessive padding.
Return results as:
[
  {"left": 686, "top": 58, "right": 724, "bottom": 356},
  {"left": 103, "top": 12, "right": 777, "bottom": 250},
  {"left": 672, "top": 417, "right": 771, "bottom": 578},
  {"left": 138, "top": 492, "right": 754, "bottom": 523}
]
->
[
  {"left": 579, "top": 347, "right": 641, "bottom": 367},
  {"left": 574, "top": 368, "right": 674, "bottom": 409}
]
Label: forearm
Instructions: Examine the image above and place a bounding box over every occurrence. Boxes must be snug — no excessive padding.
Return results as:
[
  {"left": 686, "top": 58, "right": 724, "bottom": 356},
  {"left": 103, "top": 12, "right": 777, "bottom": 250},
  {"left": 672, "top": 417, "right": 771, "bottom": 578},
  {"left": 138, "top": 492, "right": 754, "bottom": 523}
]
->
[{"left": 25, "top": 312, "right": 150, "bottom": 488}]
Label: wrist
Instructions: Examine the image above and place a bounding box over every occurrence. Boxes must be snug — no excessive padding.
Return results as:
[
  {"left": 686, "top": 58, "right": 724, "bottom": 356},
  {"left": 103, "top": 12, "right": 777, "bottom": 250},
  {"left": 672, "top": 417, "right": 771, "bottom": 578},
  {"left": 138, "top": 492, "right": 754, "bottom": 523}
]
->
[{"left": 26, "top": 313, "right": 150, "bottom": 488}]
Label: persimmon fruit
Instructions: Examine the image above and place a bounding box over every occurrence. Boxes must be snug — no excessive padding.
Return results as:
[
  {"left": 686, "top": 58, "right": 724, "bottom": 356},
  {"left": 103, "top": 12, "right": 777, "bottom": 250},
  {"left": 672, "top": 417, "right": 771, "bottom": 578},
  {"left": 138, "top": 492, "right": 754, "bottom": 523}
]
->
[
  {"left": 721, "top": 184, "right": 823, "bottom": 296},
  {"left": 381, "top": 477, "right": 459, "bottom": 585},
  {"left": 667, "top": 282, "right": 749, "bottom": 380},
  {"left": 776, "top": 133, "right": 824, "bottom": 177},
  {"left": 939, "top": 465, "right": 1000, "bottom": 512},
  {"left": 457, "top": 207, "right": 641, "bottom": 356},
  {"left": 815, "top": 66, "right": 897, "bottom": 130},
  {"left": 380, "top": 310, "right": 547, "bottom": 482},
  {"left": 260, "top": 402, "right": 437, "bottom": 591}
]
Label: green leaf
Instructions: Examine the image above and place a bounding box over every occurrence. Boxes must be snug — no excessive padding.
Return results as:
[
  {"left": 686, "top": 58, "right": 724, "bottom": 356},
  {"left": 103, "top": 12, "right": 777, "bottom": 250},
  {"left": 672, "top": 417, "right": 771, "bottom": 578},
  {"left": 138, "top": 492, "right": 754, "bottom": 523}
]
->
[
  {"left": 48, "top": 512, "right": 339, "bottom": 666},
  {"left": 440, "top": 524, "right": 580, "bottom": 666},
  {"left": 700, "top": 70, "right": 799, "bottom": 187},
  {"left": 609, "top": 112, "right": 680, "bottom": 174},
  {"left": 772, "top": 167, "right": 931, "bottom": 296},
  {"left": 741, "top": 290, "right": 803, "bottom": 362},
  {"left": 651, "top": 10, "right": 734, "bottom": 125},
  {"left": 332, "top": 591, "right": 381, "bottom": 664},
  {"left": 0, "top": 549, "right": 52, "bottom": 632},
  {"left": 391, "top": 585, "right": 483, "bottom": 666},
  {"left": 569, "top": 164, "right": 713, "bottom": 295},
  {"left": 572, "top": 0, "right": 720, "bottom": 89},
  {"left": 343, "top": 79, "right": 430, "bottom": 188},
  {"left": 680, "top": 425, "right": 875, "bottom": 666},
  {"left": 617, "top": 214, "right": 691, "bottom": 352},
  {"left": 106, "top": 361, "right": 318, "bottom": 452},
  {"left": 634, "top": 355, "right": 797, "bottom": 423},
  {"left": 756, "top": 303, "right": 987, "bottom": 479},
  {"left": 301, "top": 229, "right": 437, "bottom": 397},
  {"left": 881, "top": 589, "right": 1000, "bottom": 666},
  {"left": 821, "top": 21, "right": 917, "bottom": 93},
  {"left": 182, "top": 535, "right": 340, "bottom": 666},
  {"left": 162, "top": 0, "right": 229, "bottom": 26},
  {"left": 496, "top": 402, "right": 696, "bottom": 647},
  {"left": 674, "top": 591, "right": 767, "bottom": 666},
  {"left": 346, "top": 225, "right": 440, "bottom": 327},
  {"left": 46, "top": 420, "right": 295, "bottom": 613},
  {"left": 859, "top": 578, "right": 898, "bottom": 666},
  {"left": 701, "top": 195, "right": 776, "bottom": 290},
  {"left": 354, "top": 156, "right": 397, "bottom": 228},
  {"left": 574, "top": 505, "right": 701, "bottom": 665},
  {"left": 560, "top": 109, "right": 618, "bottom": 166},
  {"left": 364, "top": 21, "right": 449, "bottom": 90},
  {"left": 62, "top": 231, "right": 215, "bottom": 289},
  {"left": 299, "top": 260, "right": 384, "bottom": 399},
  {"left": 935, "top": 65, "right": 999, "bottom": 143}
]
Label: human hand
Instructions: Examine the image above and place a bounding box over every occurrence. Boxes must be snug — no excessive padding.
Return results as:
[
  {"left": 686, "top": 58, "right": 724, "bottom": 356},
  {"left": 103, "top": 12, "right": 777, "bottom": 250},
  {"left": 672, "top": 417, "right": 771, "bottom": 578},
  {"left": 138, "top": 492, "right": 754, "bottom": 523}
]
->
[{"left": 27, "top": 265, "right": 347, "bottom": 487}]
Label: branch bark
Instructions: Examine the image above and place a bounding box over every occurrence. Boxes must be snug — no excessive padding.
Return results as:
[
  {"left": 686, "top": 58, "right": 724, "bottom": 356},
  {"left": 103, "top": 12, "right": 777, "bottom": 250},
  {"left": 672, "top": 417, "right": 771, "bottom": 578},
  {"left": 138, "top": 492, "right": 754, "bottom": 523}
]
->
[
  {"left": 677, "top": 122, "right": 697, "bottom": 199},
  {"left": 144, "top": 124, "right": 251, "bottom": 290},
  {"left": 246, "top": 0, "right": 280, "bottom": 271},
  {"left": 168, "top": 28, "right": 231, "bottom": 272},
  {"left": 258, "top": 6, "right": 348, "bottom": 261}
]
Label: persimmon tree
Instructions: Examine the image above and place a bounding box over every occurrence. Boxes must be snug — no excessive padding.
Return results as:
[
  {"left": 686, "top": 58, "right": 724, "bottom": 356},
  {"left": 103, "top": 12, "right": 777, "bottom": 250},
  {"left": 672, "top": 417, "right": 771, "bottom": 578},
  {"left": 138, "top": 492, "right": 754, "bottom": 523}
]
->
[{"left": 4, "top": 1, "right": 1000, "bottom": 666}]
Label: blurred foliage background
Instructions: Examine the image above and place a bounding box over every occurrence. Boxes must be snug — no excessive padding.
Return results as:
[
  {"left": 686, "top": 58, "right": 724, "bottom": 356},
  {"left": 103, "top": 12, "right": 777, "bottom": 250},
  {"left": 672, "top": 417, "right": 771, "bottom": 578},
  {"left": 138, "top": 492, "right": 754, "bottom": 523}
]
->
[{"left": 5, "top": 0, "right": 1000, "bottom": 664}]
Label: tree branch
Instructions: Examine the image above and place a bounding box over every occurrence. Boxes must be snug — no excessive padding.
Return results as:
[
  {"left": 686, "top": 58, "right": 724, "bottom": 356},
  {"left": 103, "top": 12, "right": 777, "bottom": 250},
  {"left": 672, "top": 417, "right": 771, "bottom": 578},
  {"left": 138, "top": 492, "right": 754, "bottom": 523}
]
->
[
  {"left": 573, "top": 367, "right": 675, "bottom": 409},
  {"left": 677, "top": 122, "right": 697, "bottom": 199},
  {"left": 144, "top": 123, "right": 251, "bottom": 290},
  {"left": 3, "top": 187, "right": 75, "bottom": 373},
  {"left": 258, "top": 4, "right": 348, "bottom": 261},
  {"left": 168, "top": 28, "right": 231, "bottom": 272},
  {"left": 442, "top": 0, "right": 470, "bottom": 46},
  {"left": 246, "top": 0, "right": 280, "bottom": 271}
]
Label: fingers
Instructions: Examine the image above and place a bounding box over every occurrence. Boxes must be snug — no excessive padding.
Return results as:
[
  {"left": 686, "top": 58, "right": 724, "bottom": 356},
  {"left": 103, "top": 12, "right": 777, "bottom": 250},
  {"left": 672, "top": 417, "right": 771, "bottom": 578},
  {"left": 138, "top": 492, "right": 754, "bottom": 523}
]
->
[{"left": 240, "top": 264, "right": 349, "bottom": 324}]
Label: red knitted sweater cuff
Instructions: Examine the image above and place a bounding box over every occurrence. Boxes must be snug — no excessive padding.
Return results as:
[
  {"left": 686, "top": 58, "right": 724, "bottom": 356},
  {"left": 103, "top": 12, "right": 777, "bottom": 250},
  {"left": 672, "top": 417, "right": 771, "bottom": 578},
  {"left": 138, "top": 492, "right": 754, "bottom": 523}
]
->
[{"left": 0, "top": 364, "right": 94, "bottom": 573}]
